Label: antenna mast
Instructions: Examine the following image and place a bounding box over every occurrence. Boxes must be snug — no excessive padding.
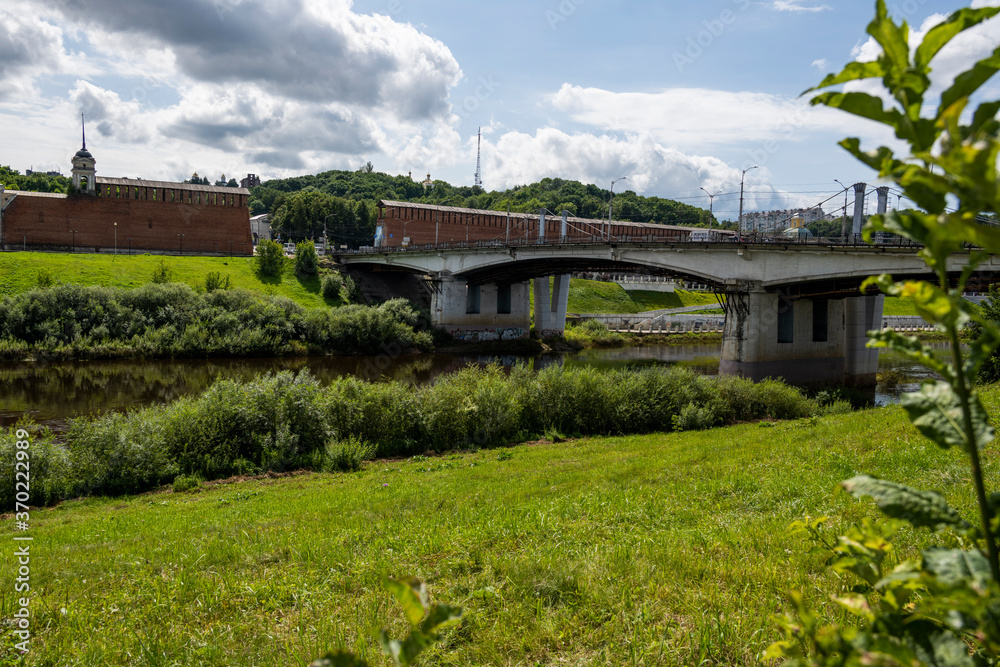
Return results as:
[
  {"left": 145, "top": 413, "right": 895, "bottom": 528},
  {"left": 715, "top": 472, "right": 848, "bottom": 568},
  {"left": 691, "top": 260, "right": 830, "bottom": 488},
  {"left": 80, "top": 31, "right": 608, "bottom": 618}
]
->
[{"left": 474, "top": 128, "right": 483, "bottom": 188}]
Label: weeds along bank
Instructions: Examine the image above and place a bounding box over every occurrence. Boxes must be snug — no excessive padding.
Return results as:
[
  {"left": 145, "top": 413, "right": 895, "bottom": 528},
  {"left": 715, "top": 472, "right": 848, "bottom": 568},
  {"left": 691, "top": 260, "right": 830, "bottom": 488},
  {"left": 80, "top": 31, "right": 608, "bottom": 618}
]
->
[
  {"left": 0, "top": 365, "right": 833, "bottom": 505},
  {"left": 0, "top": 283, "right": 431, "bottom": 361}
]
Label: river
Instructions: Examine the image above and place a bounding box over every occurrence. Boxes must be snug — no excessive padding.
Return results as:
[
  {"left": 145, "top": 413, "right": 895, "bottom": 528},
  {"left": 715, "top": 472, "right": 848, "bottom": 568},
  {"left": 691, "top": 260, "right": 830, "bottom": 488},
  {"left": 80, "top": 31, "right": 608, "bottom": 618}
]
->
[{"left": 0, "top": 343, "right": 942, "bottom": 435}]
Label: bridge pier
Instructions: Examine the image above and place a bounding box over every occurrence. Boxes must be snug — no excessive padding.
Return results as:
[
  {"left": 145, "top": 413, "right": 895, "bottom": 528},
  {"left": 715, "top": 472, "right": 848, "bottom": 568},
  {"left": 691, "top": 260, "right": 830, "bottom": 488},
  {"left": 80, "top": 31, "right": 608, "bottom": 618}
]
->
[
  {"left": 720, "top": 289, "right": 883, "bottom": 386},
  {"left": 533, "top": 274, "right": 571, "bottom": 337},
  {"left": 429, "top": 275, "right": 531, "bottom": 342}
]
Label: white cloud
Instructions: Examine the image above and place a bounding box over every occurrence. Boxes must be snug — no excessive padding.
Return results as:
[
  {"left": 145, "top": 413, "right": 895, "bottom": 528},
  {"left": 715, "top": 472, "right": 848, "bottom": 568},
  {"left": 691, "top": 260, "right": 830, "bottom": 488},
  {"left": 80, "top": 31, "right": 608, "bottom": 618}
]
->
[
  {"left": 547, "top": 84, "right": 877, "bottom": 150},
  {"left": 811, "top": 58, "right": 828, "bottom": 71},
  {"left": 772, "top": 1, "right": 831, "bottom": 12},
  {"left": 480, "top": 128, "right": 794, "bottom": 214}
]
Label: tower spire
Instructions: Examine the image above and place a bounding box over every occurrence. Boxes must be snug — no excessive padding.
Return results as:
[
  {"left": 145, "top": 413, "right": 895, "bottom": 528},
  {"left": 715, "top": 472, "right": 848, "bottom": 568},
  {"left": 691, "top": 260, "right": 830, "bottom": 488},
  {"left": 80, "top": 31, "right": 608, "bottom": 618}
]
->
[
  {"left": 474, "top": 127, "right": 483, "bottom": 189},
  {"left": 81, "top": 113, "right": 86, "bottom": 150}
]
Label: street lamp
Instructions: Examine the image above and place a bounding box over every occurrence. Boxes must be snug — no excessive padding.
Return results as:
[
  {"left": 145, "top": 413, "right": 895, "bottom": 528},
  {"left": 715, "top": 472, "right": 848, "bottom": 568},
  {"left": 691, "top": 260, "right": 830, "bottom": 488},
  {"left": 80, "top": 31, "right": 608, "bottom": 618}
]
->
[
  {"left": 834, "top": 179, "right": 849, "bottom": 239},
  {"left": 127, "top": 237, "right": 132, "bottom": 256},
  {"left": 699, "top": 187, "right": 721, "bottom": 229},
  {"left": 738, "top": 166, "right": 757, "bottom": 236},
  {"left": 71, "top": 229, "right": 77, "bottom": 252},
  {"left": 608, "top": 176, "right": 627, "bottom": 240},
  {"left": 113, "top": 221, "right": 118, "bottom": 256},
  {"left": 177, "top": 232, "right": 185, "bottom": 255}
]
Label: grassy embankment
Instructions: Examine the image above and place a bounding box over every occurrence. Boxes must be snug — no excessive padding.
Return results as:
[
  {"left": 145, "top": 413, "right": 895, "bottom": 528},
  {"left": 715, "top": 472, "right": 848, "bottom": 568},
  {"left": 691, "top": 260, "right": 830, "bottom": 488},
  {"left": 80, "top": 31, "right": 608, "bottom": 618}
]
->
[
  {"left": 0, "top": 251, "right": 329, "bottom": 308},
  {"left": 4, "top": 383, "right": 994, "bottom": 665}
]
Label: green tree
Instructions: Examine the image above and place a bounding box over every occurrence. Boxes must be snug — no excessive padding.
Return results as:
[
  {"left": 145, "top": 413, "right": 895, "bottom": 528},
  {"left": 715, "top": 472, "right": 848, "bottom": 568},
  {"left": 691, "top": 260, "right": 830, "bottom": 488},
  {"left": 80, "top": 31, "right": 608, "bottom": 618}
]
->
[
  {"left": 255, "top": 239, "right": 285, "bottom": 277},
  {"left": 295, "top": 240, "right": 319, "bottom": 276}
]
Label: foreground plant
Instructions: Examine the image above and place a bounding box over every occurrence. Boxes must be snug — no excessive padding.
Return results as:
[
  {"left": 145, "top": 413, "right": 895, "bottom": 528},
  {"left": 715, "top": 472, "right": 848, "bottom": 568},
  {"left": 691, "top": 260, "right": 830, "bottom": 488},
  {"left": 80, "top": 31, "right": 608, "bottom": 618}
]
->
[
  {"left": 309, "top": 577, "right": 461, "bottom": 667},
  {"left": 767, "top": 2, "right": 1000, "bottom": 664}
]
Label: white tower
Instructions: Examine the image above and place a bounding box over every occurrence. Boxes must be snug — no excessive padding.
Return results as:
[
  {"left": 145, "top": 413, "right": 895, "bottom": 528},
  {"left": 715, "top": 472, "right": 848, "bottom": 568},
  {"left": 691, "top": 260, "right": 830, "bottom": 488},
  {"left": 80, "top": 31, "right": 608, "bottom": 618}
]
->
[{"left": 71, "top": 114, "right": 96, "bottom": 194}]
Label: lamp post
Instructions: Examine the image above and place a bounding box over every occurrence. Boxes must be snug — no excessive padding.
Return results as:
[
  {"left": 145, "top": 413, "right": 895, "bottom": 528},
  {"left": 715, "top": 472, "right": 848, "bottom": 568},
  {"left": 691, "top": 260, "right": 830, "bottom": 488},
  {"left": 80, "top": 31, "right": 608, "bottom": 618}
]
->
[
  {"left": 177, "top": 233, "right": 184, "bottom": 255},
  {"left": 113, "top": 221, "right": 117, "bottom": 256},
  {"left": 324, "top": 214, "right": 336, "bottom": 252},
  {"left": 699, "top": 187, "right": 720, "bottom": 229},
  {"left": 608, "top": 176, "right": 627, "bottom": 240},
  {"left": 834, "top": 179, "right": 849, "bottom": 239},
  {"left": 127, "top": 237, "right": 132, "bottom": 256},
  {"left": 738, "top": 166, "right": 757, "bottom": 237},
  {"left": 71, "top": 229, "right": 77, "bottom": 252}
]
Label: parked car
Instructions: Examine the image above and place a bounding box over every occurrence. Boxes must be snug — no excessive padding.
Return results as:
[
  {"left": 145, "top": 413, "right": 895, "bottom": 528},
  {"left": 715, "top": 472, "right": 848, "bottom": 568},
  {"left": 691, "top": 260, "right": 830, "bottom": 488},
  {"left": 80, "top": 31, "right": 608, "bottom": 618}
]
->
[{"left": 284, "top": 243, "right": 296, "bottom": 254}]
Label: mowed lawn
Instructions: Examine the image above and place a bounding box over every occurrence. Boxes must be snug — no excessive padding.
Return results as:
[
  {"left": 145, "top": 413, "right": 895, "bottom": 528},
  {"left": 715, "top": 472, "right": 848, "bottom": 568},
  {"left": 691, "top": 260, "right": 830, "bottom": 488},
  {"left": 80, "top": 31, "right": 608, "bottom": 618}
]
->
[
  {"left": 0, "top": 252, "right": 328, "bottom": 308},
  {"left": 566, "top": 278, "right": 719, "bottom": 314},
  {"left": 4, "top": 390, "right": 995, "bottom": 666}
]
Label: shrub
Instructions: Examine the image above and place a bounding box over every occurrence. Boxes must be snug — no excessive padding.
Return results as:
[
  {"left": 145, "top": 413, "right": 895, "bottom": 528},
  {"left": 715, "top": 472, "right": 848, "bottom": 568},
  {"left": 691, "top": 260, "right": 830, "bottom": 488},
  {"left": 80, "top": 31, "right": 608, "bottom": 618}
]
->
[
  {"left": 151, "top": 258, "right": 172, "bottom": 283},
  {"left": 204, "top": 271, "right": 232, "bottom": 292},
  {"left": 256, "top": 239, "right": 285, "bottom": 277},
  {"left": 172, "top": 474, "right": 203, "bottom": 493},
  {"left": 321, "top": 272, "right": 343, "bottom": 300},
  {"left": 322, "top": 436, "right": 375, "bottom": 472},
  {"left": 295, "top": 240, "right": 319, "bottom": 275},
  {"left": 0, "top": 425, "right": 73, "bottom": 507},
  {"left": 36, "top": 269, "right": 55, "bottom": 288}
]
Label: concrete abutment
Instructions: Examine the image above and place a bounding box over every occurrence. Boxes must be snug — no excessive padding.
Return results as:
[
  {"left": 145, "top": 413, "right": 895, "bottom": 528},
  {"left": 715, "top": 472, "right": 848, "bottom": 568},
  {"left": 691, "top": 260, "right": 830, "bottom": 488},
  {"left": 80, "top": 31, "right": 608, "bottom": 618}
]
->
[{"left": 720, "top": 289, "right": 883, "bottom": 386}]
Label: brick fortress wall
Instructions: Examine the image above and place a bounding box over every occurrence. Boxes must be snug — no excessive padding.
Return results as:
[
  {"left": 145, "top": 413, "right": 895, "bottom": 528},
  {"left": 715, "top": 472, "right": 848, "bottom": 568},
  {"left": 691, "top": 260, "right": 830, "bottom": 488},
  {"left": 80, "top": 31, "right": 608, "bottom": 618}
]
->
[
  {"left": 377, "top": 201, "right": 694, "bottom": 248},
  {"left": 1, "top": 183, "right": 252, "bottom": 255}
]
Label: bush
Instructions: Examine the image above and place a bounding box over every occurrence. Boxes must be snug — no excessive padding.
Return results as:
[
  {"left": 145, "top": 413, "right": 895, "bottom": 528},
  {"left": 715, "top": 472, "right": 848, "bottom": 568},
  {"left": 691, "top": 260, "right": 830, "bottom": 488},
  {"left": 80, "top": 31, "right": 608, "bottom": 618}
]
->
[
  {"left": 256, "top": 239, "right": 285, "bottom": 277},
  {"left": 322, "top": 436, "right": 375, "bottom": 472},
  {"left": 295, "top": 241, "right": 319, "bottom": 275},
  {"left": 321, "top": 272, "right": 343, "bottom": 300},
  {"left": 151, "top": 259, "right": 172, "bottom": 283},
  {"left": 204, "top": 271, "right": 232, "bottom": 292},
  {"left": 0, "top": 425, "right": 73, "bottom": 507},
  {"left": 36, "top": 269, "right": 55, "bottom": 288},
  {"left": 172, "top": 474, "right": 203, "bottom": 492}
]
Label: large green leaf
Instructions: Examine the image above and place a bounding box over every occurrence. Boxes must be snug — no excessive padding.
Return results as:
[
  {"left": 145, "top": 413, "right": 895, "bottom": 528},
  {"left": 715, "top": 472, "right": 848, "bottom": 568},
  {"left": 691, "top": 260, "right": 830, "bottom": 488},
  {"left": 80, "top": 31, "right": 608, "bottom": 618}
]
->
[
  {"left": 916, "top": 6, "right": 1000, "bottom": 70},
  {"left": 900, "top": 382, "right": 995, "bottom": 453},
  {"left": 922, "top": 547, "right": 992, "bottom": 589},
  {"left": 940, "top": 49, "right": 1000, "bottom": 114},
  {"left": 810, "top": 91, "right": 903, "bottom": 129},
  {"left": 383, "top": 577, "right": 427, "bottom": 627},
  {"left": 420, "top": 603, "right": 463, "bottom": 636},
  {"left": 802, "top": 60, "right": 887, "bottom": 95},
  {"left": 841, "top": 476, "right": 971, "bottom": 532}
]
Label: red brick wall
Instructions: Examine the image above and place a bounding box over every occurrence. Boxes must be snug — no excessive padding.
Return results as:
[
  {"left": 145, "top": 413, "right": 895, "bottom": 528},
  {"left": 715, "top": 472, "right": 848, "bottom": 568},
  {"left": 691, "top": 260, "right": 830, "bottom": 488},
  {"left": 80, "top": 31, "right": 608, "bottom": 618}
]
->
[
  {"left": 377, "top": 203, "right": 689, "bottom": 248},
  {"left": 1, "top": 193, "right": 252, "bottom": 255}
]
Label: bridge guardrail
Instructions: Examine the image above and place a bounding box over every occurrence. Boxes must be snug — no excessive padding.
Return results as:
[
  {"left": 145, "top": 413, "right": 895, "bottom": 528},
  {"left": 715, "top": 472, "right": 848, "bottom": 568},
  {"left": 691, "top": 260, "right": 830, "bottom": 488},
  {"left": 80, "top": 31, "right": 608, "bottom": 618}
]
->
[{"left": 336, "top": 233, "right": 934, "bottom": 256}]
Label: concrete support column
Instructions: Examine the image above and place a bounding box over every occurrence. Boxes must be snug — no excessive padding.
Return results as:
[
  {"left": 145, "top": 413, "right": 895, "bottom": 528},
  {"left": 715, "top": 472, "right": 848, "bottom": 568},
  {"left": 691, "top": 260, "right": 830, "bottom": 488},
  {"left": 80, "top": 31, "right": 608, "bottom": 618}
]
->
[
  {"left": 720, "top": 289, "right": 848, "bottom": 385},
  {"left": 430, "top": 275, "right": 531, "bottom": 342},
  {"left": 876, "top": 186, "right": 890, "bottom": 216},
  {"left": 533, "top": 274, "right": 571, "bottom": 337},
  {"left": 852, "top": 182, "right": 867, "bottom": 236},
  {"left": 844, "top": 294, "right": 883, "bottom": 386}
]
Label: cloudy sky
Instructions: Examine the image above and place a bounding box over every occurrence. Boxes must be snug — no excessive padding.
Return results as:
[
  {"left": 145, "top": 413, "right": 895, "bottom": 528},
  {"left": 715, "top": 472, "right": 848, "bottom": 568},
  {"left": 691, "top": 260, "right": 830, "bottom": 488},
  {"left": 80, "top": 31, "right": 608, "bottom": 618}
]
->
[{"left": 2, "top": 0, "right": 999, "bottom": 220}]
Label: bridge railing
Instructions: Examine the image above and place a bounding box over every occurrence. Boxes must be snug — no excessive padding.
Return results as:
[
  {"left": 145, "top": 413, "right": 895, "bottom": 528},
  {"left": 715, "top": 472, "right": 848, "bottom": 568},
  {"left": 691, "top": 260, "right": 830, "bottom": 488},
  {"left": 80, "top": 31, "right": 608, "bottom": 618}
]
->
[{"left": 339, "top": 232, "right": 930, "bottom": 254}]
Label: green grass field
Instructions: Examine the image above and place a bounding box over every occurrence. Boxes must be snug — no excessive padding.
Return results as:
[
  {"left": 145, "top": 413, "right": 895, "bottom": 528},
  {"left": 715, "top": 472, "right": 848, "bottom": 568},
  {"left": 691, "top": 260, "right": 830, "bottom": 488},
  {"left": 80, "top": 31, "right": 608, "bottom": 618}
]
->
[
  {"left": 0, "top": 252, "right": 329, "bottom": 308},
  {"left": 6, "top": 389, "right": 994, "bottom": 665},
  {"left": 566, "top": 278, "right": 719, "bottom": 314}
]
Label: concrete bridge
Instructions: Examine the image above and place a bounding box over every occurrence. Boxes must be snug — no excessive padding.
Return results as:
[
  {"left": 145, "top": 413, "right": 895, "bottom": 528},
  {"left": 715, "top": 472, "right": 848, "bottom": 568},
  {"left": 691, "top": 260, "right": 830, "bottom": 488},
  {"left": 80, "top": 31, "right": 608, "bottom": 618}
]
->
[{"left": 335, "top": 202, "right": 995, "bottom": 387}]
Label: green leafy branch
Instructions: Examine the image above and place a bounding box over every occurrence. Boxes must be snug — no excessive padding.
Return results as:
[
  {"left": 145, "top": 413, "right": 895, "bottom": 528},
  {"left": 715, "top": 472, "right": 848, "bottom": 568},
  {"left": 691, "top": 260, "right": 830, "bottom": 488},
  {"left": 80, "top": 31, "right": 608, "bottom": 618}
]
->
[{"left": 770, "top": 1, "right": 1000, "bottom": 664}]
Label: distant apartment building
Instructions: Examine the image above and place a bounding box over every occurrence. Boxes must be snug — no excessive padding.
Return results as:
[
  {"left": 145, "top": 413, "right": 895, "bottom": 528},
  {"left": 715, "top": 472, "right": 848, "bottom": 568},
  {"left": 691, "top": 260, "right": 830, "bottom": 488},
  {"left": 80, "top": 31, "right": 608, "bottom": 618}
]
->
[{"left": 740, "top": 206, "right": 825, "bottom": 232}]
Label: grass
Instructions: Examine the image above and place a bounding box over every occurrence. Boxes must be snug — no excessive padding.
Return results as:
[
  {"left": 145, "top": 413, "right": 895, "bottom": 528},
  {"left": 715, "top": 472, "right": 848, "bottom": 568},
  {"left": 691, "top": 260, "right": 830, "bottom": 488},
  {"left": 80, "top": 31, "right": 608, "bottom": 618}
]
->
[
  {"left": 4, "top": 387, "right": 996, "bottom": 665},
  {"left": 882, "top": 296, "right": 918, "bottom": 316},
  {"left": 0, "top": 251, "right": 330, "bottom": 308},
  {"left": 566, "top": 278, "right": 719, "bottom": 314}
]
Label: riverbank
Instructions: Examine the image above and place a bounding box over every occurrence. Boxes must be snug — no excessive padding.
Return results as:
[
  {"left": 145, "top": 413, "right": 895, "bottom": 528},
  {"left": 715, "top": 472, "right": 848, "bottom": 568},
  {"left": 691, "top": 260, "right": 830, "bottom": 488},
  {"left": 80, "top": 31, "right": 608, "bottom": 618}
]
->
[{"left": 6, "top": 384, "right": 992, "bottom": 665}]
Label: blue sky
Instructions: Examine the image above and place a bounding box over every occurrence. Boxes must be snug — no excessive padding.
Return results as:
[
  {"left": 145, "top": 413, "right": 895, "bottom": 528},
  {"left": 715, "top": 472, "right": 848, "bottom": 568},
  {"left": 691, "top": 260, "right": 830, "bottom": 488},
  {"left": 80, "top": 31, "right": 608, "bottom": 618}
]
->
[{"left": 2, "top": 0, "right": 998, "bottom": 220}]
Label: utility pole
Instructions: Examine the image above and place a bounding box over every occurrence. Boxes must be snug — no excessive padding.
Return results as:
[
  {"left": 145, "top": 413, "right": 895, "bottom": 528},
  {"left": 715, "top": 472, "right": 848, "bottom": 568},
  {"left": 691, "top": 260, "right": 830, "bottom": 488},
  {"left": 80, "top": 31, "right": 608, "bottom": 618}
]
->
[
  {"left": 608, "top": 176, "right": 627, "bottom": 240},
  {"left": 699, "top": 187, "right": 720, "bottom": 228},
  {"left": 834, "top": 179, "right": 849, "bottom": 239},
  {"left": 738, "top": 166, "right": 757, "bottom": 236}
]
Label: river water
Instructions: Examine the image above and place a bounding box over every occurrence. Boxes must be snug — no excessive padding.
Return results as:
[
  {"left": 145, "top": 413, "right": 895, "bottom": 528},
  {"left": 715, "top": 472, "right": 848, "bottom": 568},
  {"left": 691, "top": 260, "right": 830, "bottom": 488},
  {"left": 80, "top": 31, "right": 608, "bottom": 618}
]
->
[{"left": 0, "top": 343, "right": 941, "bottom": 435}]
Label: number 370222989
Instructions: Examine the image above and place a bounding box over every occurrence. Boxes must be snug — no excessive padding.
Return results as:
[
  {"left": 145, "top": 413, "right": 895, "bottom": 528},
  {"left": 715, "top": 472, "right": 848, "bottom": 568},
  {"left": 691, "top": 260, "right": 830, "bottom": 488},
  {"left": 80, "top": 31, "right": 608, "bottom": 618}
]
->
[{"left": 14, "top": 428, "right": 30, "bottom": 516}]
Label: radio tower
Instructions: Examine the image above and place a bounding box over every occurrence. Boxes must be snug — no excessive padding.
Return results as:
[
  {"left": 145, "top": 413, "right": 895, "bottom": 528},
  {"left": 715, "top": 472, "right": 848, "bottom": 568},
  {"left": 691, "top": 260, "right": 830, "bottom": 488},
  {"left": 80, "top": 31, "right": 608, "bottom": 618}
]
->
[{"left": 474, "top": 127, "right": 483, "bottom": 189}]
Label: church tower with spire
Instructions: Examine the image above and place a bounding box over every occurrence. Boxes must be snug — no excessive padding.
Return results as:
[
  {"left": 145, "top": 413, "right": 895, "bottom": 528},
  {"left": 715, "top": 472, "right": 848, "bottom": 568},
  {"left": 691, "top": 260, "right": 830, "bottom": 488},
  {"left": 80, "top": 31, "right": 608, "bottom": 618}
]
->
[{"left": 71, "top": 114, "right": 96, "bottom": 194}]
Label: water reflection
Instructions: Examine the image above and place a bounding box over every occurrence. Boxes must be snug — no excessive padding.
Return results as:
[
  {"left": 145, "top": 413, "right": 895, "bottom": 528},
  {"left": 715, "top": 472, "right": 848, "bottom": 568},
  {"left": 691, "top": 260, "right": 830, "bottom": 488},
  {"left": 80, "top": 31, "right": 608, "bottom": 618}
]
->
[{"left": 0, "top": 342, "right": 946, "bottom": 434}]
